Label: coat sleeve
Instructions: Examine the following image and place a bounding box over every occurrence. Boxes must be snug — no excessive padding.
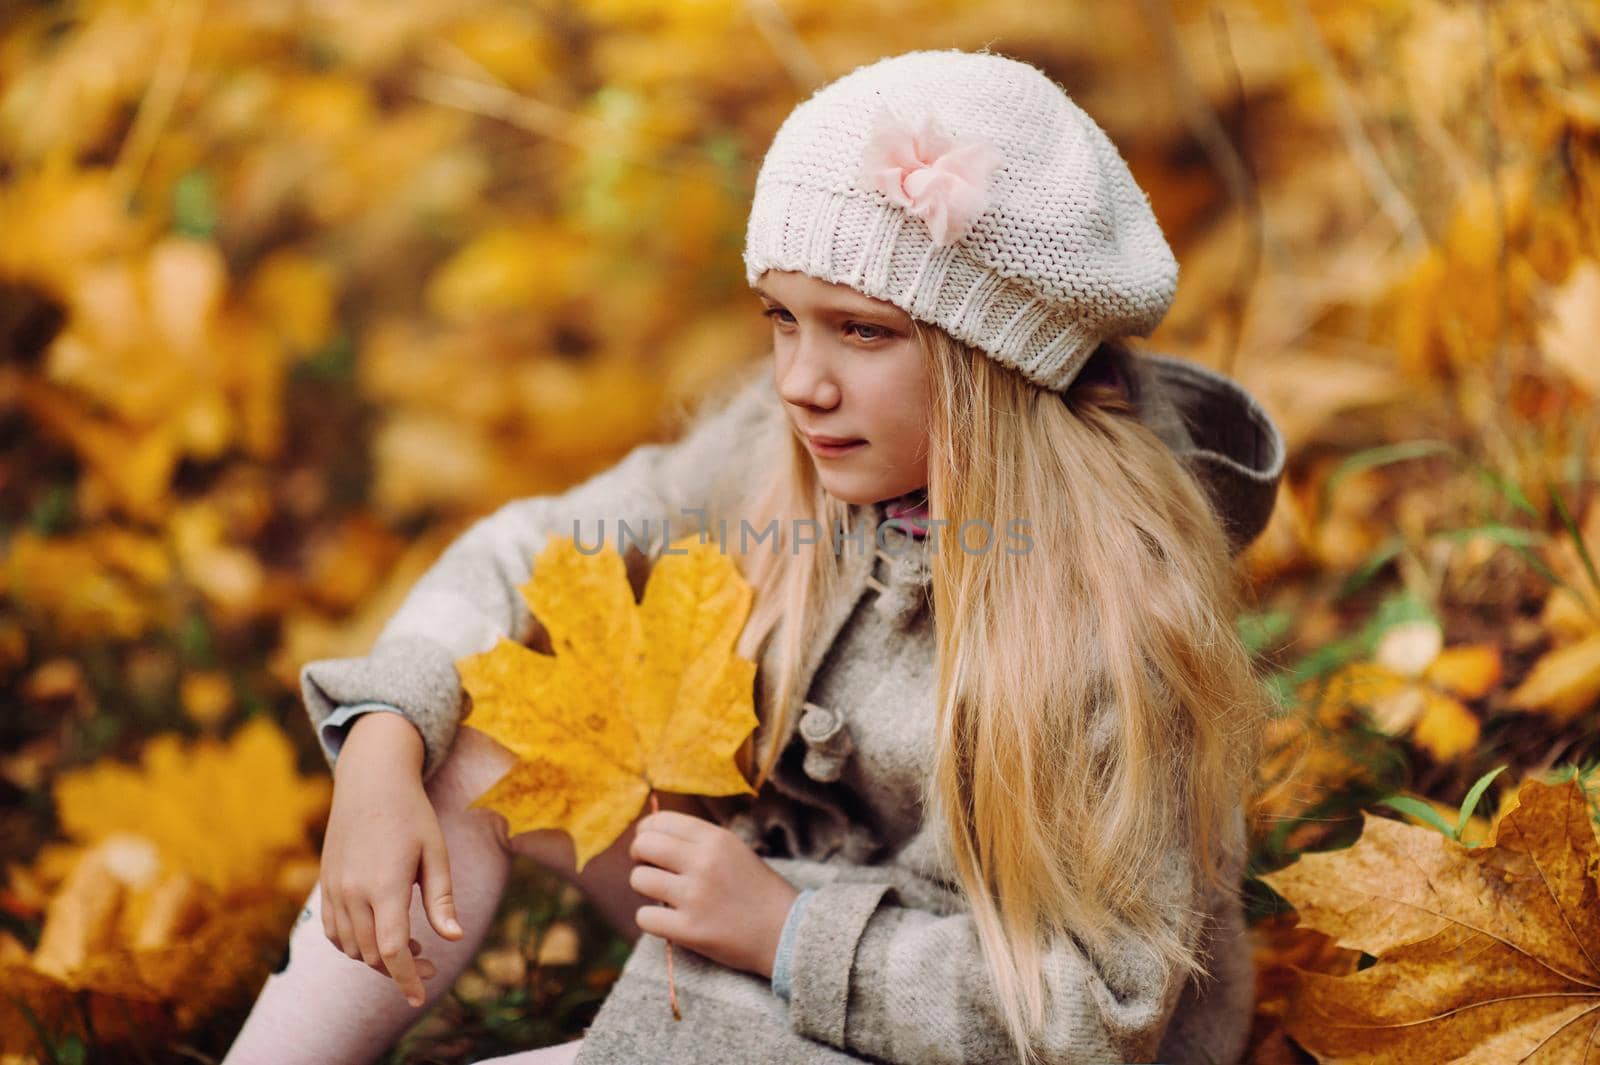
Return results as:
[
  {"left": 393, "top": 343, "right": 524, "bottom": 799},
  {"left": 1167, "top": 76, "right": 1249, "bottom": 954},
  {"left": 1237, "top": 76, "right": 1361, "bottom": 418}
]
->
[
  {"left": 315, "top": 701, "right": 408, "bottom": 764},
  {"left": 761, "top": 849, "right": 1203, "bottom": 1065},
  {"left": 298, "top": 364, "right": 778, "bottom": 779}
]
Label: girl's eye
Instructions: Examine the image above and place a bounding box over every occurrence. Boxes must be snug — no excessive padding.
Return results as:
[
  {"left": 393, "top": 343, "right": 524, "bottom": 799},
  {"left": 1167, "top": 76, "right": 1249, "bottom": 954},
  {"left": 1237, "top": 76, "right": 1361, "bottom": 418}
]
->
[
  {"left": 761, "top": 308, "right": 892, "bottom": 343},
  {"left": 847, "top": 323, "right": 889, "bottom": 342}
]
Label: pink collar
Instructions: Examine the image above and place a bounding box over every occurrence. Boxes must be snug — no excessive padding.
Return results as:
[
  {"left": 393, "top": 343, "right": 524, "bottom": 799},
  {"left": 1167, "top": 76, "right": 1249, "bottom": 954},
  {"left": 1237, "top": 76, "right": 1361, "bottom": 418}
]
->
[{"left": 881, "top": 489, "right": 930, "bottom": 539}]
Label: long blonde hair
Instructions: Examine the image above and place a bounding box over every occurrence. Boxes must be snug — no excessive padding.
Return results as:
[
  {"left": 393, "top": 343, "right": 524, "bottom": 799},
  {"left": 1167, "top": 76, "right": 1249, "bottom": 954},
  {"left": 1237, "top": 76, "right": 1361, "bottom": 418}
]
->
[{"left": 704, "top": 325, "right": 1268, "bottom": 1064}]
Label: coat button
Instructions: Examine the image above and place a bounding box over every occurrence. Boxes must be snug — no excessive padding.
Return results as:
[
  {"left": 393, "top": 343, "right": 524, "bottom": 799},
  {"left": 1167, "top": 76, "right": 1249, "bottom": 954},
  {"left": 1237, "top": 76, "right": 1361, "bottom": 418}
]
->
[
  {"left": 798, "top": 701, "right": 853, "bottom": 782},
  {"left": 868, "top": 548, "right": 932, "bottom": 627}
]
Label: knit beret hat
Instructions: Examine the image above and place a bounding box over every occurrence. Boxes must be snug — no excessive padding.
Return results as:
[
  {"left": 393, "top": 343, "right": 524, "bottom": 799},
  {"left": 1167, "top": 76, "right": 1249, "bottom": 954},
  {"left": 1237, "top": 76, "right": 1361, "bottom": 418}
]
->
[{"left": 743, "top": 48, "right": 1179, "bottom": 392}]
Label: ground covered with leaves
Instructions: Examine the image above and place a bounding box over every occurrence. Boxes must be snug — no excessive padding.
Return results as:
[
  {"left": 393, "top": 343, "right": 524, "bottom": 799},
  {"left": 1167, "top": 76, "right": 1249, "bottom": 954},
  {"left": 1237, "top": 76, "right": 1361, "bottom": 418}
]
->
[{"left": 2, "top": 0, "right": 1598, "bottom": 1062}]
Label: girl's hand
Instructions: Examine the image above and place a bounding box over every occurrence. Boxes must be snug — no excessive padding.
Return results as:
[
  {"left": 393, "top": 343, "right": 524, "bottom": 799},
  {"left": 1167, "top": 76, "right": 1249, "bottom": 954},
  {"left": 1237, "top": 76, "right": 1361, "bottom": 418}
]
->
[
  {"left": 321, "top": 712, "right": 464, "bottom": 1007},
  {"left": 627, "top": 810, "right": 800, "bottom": 979}
]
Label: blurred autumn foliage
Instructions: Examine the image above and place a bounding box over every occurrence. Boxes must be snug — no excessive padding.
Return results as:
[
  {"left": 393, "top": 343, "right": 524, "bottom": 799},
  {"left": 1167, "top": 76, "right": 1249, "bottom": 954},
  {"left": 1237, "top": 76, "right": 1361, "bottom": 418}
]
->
[{"left": 0, "top": 0, "right": 1597, "bottom": 1061}]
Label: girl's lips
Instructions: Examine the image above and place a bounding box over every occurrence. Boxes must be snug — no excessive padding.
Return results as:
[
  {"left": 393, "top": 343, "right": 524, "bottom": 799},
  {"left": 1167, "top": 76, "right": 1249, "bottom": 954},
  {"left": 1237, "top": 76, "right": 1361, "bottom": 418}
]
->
[{"left": 806, "top": 435, "right": 866, "bottom": 457}]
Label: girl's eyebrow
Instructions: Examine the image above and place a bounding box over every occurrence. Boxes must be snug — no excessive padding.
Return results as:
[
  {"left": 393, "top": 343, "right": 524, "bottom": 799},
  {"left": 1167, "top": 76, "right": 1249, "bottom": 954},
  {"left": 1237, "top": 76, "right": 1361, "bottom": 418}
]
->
[{"left": 754, "top": 287, "right": 909, "bottom": 322}]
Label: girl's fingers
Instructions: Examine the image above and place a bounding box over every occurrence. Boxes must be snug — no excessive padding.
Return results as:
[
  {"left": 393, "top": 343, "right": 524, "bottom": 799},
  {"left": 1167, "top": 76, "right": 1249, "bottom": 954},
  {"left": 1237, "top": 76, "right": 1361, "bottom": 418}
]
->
[
  {"left": 350, "top": 902, "right": 383, "bottom": 970},
  {"left": 332, "top": 901, "right": 362, "bottom": 962},
  {"left": 369, "top": 937, "right": 430, "bottom": 979},
  {"left": 385, "top": 942, "right": 436, "bottom": 979},
  {"left": 634, "top": 902, "right": 687, "bottom": 942},
  {"left": 319, "top": 884, "right": 340, "bottom": 949},
  {"left": 419, "top": 829, "right": 463, "bottom": 941},
  {"left": 374, "top": 895, "right": 425, "bottom": 1007},
  {"left": 628, "top": 828, "right": 692, "bottom": 872},
  {"left": 637, "top": 810, "right": 708, "bottom": 841},
  {"left": 627, "top": 863, "right": 681, "bottom": 907}
]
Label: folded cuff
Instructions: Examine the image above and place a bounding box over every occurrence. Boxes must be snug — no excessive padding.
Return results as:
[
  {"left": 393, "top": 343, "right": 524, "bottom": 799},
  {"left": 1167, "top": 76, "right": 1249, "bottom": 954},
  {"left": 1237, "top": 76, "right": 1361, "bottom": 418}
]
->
[
  {"left": 769, "top": 887, "right": 816, "bottom": 1003},
  {"left": 299, "top": 633, "right": 465, "bottom": 780},
  {"left": 317, "top": 702, "right": 409, "bottom": 765},
  {"left": 786, "top": 880, "right": 894, "bottom": 1048}
]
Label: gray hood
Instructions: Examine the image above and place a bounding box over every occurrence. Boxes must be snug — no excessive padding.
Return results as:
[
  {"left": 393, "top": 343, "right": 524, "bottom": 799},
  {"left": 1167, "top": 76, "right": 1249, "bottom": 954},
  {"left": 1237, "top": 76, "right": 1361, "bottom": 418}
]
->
[{"left": 1125, "top": 352, "right": 1287, "bottom": 557}]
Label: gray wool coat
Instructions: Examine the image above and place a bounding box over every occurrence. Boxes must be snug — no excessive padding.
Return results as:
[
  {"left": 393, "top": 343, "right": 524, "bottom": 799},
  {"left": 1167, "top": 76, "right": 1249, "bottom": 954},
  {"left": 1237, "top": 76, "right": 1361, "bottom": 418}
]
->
[{"left": 300, "top": 351, "right": 1286, "bottom": 1065}]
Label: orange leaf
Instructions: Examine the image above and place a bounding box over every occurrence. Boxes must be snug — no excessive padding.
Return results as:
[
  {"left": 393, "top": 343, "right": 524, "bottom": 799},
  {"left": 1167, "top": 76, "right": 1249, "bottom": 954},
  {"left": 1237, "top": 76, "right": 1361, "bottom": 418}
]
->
[
  {"left": 1410, "top": 690, "right": 1480, "bottom": 763},
  {"left": 1301, "top": 662, "right": 1408, "bottom": 724},
  {"left": 1541, "top": 586, "right": 1598, "bottom": 642},
  {"left": 1261, "top": 778, "right": 1600, "bottom": 1063},
  {"left": 1507, "top": 631, "right": 1600, "bottom": 724},
  {"left": 1421, "top": 644, "right": 1502, "bottom": 699}
]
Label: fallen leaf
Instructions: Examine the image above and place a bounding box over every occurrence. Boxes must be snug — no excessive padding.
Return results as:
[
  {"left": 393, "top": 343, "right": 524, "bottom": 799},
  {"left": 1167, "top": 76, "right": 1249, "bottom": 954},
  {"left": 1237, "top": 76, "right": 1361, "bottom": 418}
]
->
[
  {"left": 1, "top": 721, "right": 320, "bottom": 1054},
  {"left": 1317, "top": 628, "right": 1494, "bottom": 762},
  {"left": 1374, "top": 618, "right": 1443, "bottom": 676},
  {"left": 1420, "top": 644, "right": 1503, "bottom": 699},
  {"left": 536, "top": 920, "right": 581, "bottom": 966},
  {"left": 1245, "top": 911, "right": 1362, "bottom": 1064},
  {"left": 478, "top": 945, "right": 527, "bottom": 988},
  {"left": 1538, "top": 258, "right": 1600, "bottom": 396},
  {"left": 1504, "top": 495, "right": 1600, "bottom": 723},
  {"left": 51, "top": 717, "right": 330, "bottom": 895},
  {"left": 1409, "top": 690, "right": 1481, "bottom": 764},
  {"left": 1507, "top": 631, "right": 1600, "bottom": 724},
  {"left": 30, "top": 838, "right": 138, "bottom": 980},
  {"left": 179, "top": 670, "right": 235, "bottom": 728},
  {"left": 1262, "top": 777, "right": 1600, "bottom": 1062}
]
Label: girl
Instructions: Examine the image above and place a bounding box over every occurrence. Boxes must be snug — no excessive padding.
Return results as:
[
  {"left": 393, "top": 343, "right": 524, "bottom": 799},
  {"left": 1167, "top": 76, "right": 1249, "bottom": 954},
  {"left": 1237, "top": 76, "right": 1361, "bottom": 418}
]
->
[{"left": 226, "top": 47, "right": 1285, "bottom": 1065}]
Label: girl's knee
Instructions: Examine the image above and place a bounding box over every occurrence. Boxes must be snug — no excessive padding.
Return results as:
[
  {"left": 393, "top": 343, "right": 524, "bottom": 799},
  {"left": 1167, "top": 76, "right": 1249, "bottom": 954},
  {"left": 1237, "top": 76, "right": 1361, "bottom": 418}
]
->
[{"left": 424, "top": 726, "right": 517, "bottom": 837}]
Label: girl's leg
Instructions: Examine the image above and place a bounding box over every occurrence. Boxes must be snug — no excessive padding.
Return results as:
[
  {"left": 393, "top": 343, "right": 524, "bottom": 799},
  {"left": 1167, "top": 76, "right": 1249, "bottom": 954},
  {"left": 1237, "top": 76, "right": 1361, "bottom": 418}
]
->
[
  {"left": 473, "top": 1038, "right": 584, "bottom": 1064},
  {"left": 223, "top": 726, "right": 522, "bottom": 1065},
  {"left": 223, "top": 726, "right": 686, "bottom": 1065}
]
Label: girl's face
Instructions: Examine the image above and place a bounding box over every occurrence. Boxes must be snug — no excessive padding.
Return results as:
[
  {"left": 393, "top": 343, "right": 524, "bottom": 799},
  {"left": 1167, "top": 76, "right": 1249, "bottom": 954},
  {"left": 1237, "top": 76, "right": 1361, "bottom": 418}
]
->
[{"left": 755, "top": 270, "right": 930, "bottom": 506}]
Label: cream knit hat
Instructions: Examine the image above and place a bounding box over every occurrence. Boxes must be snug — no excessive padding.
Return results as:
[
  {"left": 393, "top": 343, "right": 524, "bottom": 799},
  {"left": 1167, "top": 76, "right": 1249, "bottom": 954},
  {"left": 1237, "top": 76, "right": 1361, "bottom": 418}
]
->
[{"left": 743, "top": 48, "right": 1179, "bottom": 392}]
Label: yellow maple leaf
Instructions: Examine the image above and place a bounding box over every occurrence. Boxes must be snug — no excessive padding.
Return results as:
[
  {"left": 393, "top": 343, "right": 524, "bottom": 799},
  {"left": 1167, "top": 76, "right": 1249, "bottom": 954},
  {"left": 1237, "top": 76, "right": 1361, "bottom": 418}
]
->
[
  {"left": 1262, "top": 777, "right": 1600, "bottom": 1063},
  {"left": 50, "top": 716, "right": 331, "bottom": 896},
  {"left": 458, "top": 533, "right": 758, "bottom": 870},
  {"left": 0, "top": 719, "right": 325, "bottom": 1054}
]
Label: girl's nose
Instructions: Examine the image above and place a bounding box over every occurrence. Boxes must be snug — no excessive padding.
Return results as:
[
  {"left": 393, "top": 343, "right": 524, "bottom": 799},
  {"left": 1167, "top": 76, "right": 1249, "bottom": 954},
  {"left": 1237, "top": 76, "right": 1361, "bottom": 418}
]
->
[{"left": 776, "top": 341, "right": 841, "bottom": 411}]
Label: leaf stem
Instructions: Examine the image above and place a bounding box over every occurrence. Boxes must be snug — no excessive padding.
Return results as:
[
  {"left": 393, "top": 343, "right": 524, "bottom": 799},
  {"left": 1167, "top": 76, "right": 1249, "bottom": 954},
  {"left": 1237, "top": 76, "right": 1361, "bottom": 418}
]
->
[{"left": 649, "top": 791, "right": 683, "bottom": 1021}]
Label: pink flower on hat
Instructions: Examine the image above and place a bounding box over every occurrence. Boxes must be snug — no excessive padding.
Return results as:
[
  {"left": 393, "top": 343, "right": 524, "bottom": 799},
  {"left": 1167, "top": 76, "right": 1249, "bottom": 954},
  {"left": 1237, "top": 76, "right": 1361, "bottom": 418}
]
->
[{"left": 859, "top": 107, "right": 1005, "bottom": 246}]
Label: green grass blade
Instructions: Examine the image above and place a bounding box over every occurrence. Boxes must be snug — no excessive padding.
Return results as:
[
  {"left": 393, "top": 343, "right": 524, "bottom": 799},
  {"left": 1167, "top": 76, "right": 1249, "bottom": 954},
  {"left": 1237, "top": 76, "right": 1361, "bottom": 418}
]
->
[
  {"left": 1431, "top": 523, "right": 1543, "bottom": 549},
  {"left": 1238, "top": 610, "right": 1294, "bottom": 656},
  {"left": 1377, "top": 795, "right": 1458, "bottom": 839},
  {"left": 1472, "top": 464, "right": 1540, "bottom": 520},
  {"left": 1320, "top": 441, "right": 1458, "bottom": 521},
  {"left": 1455, "top": 764, "right": 1508, "bottom": 838},
  {"left": 1337, "top": 535, "right": 1406, "bottom": 600},
  {"left": 8, "top": 994, "right": 62, "bottom": 1065},
  {"left": 1549, "top": 480, "right": 1600, "bottom": 601}
]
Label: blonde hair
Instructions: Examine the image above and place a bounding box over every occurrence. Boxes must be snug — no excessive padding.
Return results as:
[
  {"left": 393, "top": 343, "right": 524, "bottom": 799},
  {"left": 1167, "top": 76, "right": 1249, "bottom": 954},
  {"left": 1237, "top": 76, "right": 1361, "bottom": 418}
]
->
[{"left": 705, "top": 325, "right": 1268, "bottom": 1064}]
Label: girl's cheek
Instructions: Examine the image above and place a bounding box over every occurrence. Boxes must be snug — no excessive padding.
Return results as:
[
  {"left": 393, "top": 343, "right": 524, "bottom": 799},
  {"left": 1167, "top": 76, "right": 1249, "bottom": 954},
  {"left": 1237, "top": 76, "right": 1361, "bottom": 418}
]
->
[{"left": 887, "top": 410, "right": 930, "bottom": 452}]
